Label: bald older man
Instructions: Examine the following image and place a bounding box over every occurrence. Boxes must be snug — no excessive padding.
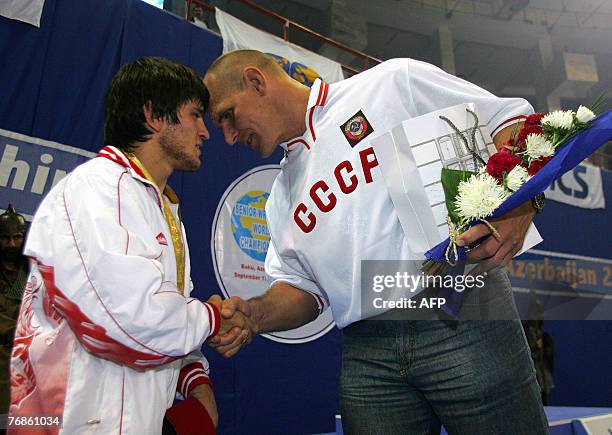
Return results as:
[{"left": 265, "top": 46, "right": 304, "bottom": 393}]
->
[{"left": 205, "top": 50, "right": 547, "bottom": 434}]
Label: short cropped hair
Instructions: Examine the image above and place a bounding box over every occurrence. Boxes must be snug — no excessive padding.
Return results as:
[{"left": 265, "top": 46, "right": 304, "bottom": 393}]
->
[
  {"left": 104, "top": 57, "right": 209, "bottom": 152},
  {"left": 205, "top": 50, "right": 285, "bottom": 95}
]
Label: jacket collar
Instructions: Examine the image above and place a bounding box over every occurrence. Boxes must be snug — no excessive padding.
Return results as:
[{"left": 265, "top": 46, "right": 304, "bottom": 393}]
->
[
  {"left": 96, "top": 146, "right": 179, "bottom": 206},
  {"left": 280, "top": 79, "right": 330, "bottom": 156}
]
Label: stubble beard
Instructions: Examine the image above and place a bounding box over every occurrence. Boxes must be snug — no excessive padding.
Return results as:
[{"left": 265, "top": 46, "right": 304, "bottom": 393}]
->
[{"left": 159, "top": 124, "right": 201, "bottom": 172}]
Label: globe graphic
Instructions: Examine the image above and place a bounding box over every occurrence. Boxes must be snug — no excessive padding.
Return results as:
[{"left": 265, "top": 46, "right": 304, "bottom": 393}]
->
[
  {"left": 231, "top": 190, "right": 270, "bottom": 262},
  {"left": 266, "top": 52, "right": 320, "bottom": 88}
]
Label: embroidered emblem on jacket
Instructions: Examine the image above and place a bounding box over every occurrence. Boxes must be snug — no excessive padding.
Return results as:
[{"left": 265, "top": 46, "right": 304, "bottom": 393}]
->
[{"left": 340, "top": 110, "right": 374, "bottom": 147}]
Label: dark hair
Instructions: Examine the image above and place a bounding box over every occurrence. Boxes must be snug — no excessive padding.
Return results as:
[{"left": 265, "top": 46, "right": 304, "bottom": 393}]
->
[{"left": 104, "top": 57, "right": 209, "bottom": 152}]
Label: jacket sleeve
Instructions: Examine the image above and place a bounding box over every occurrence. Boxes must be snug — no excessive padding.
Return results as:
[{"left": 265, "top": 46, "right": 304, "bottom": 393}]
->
[
  {"left": 26, "top": 167, "right": 220, "bottom": 369},
  {"left": 399, "top": 58, "right": 534, "bottom": 136},
  {"left": 177, "top": 351, "right": 213, "bottom": 398},
  {"left": 263, "top": 191, "right": 328, "bottom": 316},
  {"left": 265, "top": 239, "right": 327, "bottom": 316}
]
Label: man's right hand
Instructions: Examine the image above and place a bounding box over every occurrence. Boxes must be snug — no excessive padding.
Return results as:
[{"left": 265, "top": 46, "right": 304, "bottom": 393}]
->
[
  {"left": 207, "top": 296, "right": 256, "bottom": 358},
  {"left": 207, "top": 283, "right": 321, "bottom": 358}
]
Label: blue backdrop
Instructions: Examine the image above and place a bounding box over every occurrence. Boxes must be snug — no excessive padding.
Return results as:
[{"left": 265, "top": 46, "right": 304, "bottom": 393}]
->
[
  {"left": 530, "top": 172, "right": 612, "bottom": 407},
  {"left": 0, "top": 0, "right": 609, "bottom": 433}
]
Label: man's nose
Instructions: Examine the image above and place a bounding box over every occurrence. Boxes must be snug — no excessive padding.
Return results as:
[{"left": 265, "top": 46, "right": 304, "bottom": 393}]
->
[
  {"left": 223, "top": 125, "right": 239, "bottom": 145},
  {"left": 198, "top": 120, "right": 210, "bottom": 141}
]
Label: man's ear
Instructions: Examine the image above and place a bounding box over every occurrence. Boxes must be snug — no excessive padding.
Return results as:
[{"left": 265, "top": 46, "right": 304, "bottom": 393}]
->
[
  {"left": 243, "top": 67, "right": 267, "bottom": 96},
  {"left": 143, "top": 101, "right": 164, "bottom": 133}
]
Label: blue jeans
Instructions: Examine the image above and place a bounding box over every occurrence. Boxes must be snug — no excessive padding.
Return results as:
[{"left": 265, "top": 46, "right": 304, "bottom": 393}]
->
[{"left": 338, "top": 272, "right": 548, "bottom": 434}]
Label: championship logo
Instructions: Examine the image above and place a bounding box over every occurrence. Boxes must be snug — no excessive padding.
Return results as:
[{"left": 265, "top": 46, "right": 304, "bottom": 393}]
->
[
  {"left": 212, "top": 166, "right": 334, "bottom": 344},
  {"left": 231, "top": 190, "right": 269, "bottom": 262},
  {"left": 341, "top": 110, "right": 374, "bottom": 147}
]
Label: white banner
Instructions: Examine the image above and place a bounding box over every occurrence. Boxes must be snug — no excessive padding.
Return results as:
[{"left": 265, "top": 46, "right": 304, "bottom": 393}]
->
[
  {"left": 0, "top": 0, "right": 45, "bottom": 27},
  {"left": 545, "top": 163, "right": 606, "bottom": 209},
  {"left": 215, "top": 8, "right": 344, "bottom": 86}
]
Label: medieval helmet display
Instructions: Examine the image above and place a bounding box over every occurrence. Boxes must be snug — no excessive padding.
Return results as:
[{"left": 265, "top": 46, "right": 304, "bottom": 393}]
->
[{"left": 0, "top": 204, "right": 26, "bottom": 239}]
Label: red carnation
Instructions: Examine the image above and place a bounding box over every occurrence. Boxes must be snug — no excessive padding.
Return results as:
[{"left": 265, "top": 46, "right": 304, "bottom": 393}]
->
[
  {"left": 525, "top": 113, "right": 545, "bottom": 126},
  {"left": 486, "top": 151, "right": 522, "bottom": 182},
  {"left": 517, "top": 124, "right": 544, "bottom": 143},
  {"left": 528, "top": 156, "right": 552, "bottom": 176}
]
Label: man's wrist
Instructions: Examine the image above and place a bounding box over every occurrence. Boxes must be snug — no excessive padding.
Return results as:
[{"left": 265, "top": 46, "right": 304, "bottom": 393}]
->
[
  {"left": 189, "top": 382, "right": 215, "bottom": 400},
  {"left": 246, "top": 298, "right": 263, "bottom": 335}
]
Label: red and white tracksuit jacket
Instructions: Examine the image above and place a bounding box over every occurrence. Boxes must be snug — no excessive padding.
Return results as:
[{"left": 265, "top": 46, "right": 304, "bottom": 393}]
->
[{"left": 9, "top": 146, "right": 220, "bottom": 434}]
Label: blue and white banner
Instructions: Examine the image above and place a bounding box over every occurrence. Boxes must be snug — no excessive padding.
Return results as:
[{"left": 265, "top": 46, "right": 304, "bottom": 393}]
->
[
  {"left": 0, "top": 129, "right": 94, "bottom": 219},
  {"left": 510, "top": 250, "right": 612, "bottom": 296},
  {"left": 0, "top": 0, "right": 46, "bottom": 27},
  {"left": 509, "top": 249, "right": 612, "bottom": 320},
  {"left": 215, "top": 7, "right": 344, "bottom": 87},
  {"left": 211, "top": 165, "right": 335, "bottom": 343},
  {"left": 545, "top": 163, "right": 606, "bottom": 209}
]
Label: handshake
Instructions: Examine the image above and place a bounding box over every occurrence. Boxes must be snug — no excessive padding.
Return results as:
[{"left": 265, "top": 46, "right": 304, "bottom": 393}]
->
[{"left": 206, "top": 295, "right": 256, "bottom": 358}]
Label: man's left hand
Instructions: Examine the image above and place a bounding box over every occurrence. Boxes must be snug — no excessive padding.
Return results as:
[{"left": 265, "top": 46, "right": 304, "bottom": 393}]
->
[
  {"left": 456, "top": 200, "right": 536, "bottom": 276},
  {"left": 189, "top": 383, "right": 218, "bottom": 428}
]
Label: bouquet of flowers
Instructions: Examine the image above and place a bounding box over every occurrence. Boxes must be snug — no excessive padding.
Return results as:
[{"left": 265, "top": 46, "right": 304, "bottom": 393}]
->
[{"left": 421, "top": 103, "right": 611, "bottom": 316}]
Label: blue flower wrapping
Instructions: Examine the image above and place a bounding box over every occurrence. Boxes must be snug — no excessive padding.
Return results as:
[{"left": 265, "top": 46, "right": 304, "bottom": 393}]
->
[{"left": 427, "top": 110, "right": 612, "bottom": 318}]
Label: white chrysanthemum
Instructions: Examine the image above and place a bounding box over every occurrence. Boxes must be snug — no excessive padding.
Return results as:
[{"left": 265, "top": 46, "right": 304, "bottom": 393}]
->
[
  {"left": 506, "top": 165, "right": 530, "bottom": 191},
  {"left": 541, "top": 110, "right": 573, "bottom": 130},
  {"left": 576, "top": 105, "right": 596, "bottom": 123},
  {"left": 524, "top": 133, "right": 555, "bottom": 162},
  {"left": 455, "top": 173, "right": 508, "bottom": 222}
]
